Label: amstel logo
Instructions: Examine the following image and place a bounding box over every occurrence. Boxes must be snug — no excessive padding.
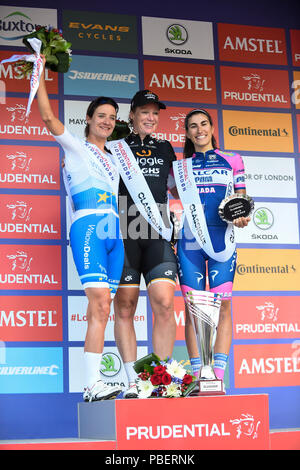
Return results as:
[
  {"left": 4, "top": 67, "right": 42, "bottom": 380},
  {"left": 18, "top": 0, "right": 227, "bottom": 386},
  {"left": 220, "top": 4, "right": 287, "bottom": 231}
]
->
[
  {"left": 218, "top": 23, "right": 287, "bottom": 65},
  {"left": 223, "top": 110, "right": 294, "bottom": 152},
  {"left": 144, "top": 60, "right": 216, "bottom": 103},
  {"left": 234, "top": 343, "right": 300, "bottom": 388},
  {"left": 0, "top": 296, "right": 63, "bottom": 341}
]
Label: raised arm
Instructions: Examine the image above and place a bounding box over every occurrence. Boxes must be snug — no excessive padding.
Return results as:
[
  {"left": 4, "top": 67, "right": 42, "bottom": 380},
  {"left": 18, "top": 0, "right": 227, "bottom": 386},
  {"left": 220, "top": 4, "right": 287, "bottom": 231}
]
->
[{"left": 37, "top": 56, "right": 65, "bottom": 136}]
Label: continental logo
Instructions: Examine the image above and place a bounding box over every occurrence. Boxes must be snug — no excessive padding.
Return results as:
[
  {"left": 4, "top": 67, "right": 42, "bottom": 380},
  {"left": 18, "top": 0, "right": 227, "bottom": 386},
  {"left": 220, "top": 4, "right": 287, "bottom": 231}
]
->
[
  {"left": 223, "top": 110, "right": 293, "bottom": 152},
  {"left": 228, "top": 126, "right": 288, "bottom": 137},
  {"left": 236, "top": 263, "right": 295, "bottom": 275},
  {"left": 234, "top": 249, "right": 300, "bottom": 291}
]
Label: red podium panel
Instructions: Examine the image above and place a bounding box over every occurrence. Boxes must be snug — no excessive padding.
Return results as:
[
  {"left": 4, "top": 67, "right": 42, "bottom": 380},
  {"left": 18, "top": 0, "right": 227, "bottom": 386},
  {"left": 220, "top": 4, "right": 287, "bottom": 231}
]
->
[{"left": 115, "top": 394, "right": 269, "bottom": 450}]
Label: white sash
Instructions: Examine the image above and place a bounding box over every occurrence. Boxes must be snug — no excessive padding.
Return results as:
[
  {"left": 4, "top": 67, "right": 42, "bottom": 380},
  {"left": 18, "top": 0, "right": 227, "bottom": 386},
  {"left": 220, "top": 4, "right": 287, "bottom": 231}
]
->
[
  {"left": 173, "top": 158, "right": 235, "bottom": 262},
  {"left": 1, "top": 38, "right": 43, "bottom": 117},
  {"left": 108, "top": 139, "right": 172, "bottom": 241},
  {"left": 84, "top": 140, "right": 118, "bottom": 184}
]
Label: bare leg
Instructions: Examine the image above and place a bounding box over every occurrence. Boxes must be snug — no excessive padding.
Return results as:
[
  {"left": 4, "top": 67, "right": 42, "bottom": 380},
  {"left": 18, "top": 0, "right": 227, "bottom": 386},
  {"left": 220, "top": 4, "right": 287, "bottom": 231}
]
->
[
  {"left": 148, "top": 281, "right": 176, "bottom": 359},
  {"left": 114, "top": 287, "right": 140, "bottom": 362},
  {"left": 84, "top": 287, "right": 112, "bottom": 353}
]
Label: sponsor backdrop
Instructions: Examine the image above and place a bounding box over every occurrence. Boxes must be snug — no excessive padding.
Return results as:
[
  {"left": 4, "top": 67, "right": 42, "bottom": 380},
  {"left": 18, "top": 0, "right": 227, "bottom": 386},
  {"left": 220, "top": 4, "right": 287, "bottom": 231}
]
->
[{"left": 0, "top": 0, "right": 299, "bottom": 441}]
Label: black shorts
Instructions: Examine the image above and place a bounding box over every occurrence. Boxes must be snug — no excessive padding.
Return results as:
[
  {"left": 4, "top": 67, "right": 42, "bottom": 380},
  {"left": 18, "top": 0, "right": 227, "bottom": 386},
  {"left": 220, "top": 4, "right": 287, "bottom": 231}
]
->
[{"left": 119, "top": 238, "right": 178, "bottom": 287}]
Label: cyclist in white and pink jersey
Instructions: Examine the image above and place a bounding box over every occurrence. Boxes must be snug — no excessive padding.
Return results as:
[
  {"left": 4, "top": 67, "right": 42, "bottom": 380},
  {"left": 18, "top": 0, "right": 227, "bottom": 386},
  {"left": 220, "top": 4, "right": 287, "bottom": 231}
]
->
[
  {"left": 37, "top": 56, "right": 123, "bottom": 402},
  {"left": 171, "top": 109, "right": 250, "bottom": 386}
]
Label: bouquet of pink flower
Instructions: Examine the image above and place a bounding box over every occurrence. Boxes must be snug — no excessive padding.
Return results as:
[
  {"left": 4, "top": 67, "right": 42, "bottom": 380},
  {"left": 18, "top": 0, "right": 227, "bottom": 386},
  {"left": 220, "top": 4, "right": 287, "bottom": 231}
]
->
[{"left": 134, "top": 353, "right": 197, "bottom": 398}]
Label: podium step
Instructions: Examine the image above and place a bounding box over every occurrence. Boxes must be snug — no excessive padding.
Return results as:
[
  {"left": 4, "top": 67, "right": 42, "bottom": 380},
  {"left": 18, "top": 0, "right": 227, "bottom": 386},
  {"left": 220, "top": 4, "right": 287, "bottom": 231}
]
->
[{"left": 78, "top": 394, "right": 270, "bottom": 449}]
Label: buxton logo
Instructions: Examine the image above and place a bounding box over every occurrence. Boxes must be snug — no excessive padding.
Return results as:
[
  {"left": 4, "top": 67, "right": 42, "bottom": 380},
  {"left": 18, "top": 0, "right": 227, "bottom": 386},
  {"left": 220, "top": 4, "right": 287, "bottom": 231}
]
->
[{"left": 0, "top": 11, "right": 41, "bottom": 41}]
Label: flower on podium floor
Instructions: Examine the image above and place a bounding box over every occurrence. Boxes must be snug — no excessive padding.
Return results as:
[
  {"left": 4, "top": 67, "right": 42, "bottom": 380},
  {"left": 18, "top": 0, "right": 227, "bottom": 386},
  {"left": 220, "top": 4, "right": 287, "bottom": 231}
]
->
[{"left": 133, "top": 353, "right": 197, "bottom": 398}]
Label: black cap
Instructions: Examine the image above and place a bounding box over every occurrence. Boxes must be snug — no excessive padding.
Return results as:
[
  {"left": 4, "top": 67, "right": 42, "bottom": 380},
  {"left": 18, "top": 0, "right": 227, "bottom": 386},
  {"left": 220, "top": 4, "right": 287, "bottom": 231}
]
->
[{"left": 130, "top": 90, "right": 166, "bottom": 110}]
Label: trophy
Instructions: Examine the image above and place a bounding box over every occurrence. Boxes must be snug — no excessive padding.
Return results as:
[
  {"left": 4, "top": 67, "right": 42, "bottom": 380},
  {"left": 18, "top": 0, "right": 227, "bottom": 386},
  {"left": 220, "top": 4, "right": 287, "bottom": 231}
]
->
[
  {"left": 185, "top": 290, "right": 225, "bottom": 395},
  {"left": 218, "top": 193, "right": 254, "bottom": 223}
]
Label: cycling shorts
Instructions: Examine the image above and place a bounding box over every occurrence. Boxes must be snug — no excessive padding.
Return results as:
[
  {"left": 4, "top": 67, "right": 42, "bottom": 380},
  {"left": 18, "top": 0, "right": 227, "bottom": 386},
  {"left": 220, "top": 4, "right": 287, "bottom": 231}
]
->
[
  {"left": 70, "top": 212, "right": 124, "bottom": 295},
  {"left": 176, "top": 225, "right": 237, "bottom": 299},
  {"left": 119, "top": 237, "right": 177, "bottom": 288}
]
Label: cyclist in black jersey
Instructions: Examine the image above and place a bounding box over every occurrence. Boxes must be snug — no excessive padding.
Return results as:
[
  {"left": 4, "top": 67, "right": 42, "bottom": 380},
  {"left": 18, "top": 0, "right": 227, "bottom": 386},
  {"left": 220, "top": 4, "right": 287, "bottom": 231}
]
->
[{"left": 113, "top": 90, "right": 178, "bottom": 398}]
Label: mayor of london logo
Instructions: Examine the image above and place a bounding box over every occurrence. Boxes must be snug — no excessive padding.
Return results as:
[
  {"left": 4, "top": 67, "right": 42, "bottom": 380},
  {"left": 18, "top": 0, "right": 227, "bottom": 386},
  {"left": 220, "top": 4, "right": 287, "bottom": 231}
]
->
[{"left": 166, "top": 24, "right": 188, "bottom": 45}]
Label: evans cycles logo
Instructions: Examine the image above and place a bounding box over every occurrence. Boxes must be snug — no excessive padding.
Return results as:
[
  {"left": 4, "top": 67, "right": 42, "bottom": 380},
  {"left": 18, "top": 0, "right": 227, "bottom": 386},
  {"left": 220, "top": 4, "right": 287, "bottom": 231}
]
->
[{"left": 63, "top": 11, "right": 137, "bottom": 54}]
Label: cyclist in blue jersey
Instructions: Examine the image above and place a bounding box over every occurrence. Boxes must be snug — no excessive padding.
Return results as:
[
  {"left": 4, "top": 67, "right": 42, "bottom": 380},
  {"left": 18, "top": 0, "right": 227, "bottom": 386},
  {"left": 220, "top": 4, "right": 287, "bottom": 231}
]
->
[
  {"left": 37, "top": 56, "right": 123, "bottom": 402},
  {"left": 171, "top": 109, "right": 250, "bottom": 386}
]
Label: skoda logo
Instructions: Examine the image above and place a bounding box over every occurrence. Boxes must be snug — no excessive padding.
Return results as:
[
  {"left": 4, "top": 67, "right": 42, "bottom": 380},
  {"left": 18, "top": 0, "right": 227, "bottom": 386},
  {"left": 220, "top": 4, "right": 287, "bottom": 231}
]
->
[
  {"left": 166, "top": 24, "right": 188, "bottom": 45},
  {"left": 100, "top": 352, "right": 121, "bottom": 377},
  {"left": 253, "top": 207, "right": 274, "bottom": 230}
]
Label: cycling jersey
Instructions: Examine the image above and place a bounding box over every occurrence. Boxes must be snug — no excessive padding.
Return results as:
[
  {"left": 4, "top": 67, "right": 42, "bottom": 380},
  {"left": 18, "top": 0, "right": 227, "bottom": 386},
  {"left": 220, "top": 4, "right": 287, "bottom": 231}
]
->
[
  {"left": 54, "top": 128, "right": 119, "bottom": 223},
  {"left": 54, "top": 128, "right": 123, "bottom": 291},
  {"left": 189, "top": 149, "right": 246, "bottom": 227},
  {"left": 118, "top": 133, "right": 177, "bottom": 286},
  {"left": 176, "top": 148, "right": 246, "bottom": 298}
]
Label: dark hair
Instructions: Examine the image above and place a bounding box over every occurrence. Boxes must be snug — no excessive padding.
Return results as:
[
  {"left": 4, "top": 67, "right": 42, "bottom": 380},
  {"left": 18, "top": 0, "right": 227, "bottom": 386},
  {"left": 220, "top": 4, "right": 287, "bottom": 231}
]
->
[
  {"left": 84, "top": 96, "right": 119, "bottom": 138},
  {"left": 183, "top": 109, "right": 218, "bottom": 158}
]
